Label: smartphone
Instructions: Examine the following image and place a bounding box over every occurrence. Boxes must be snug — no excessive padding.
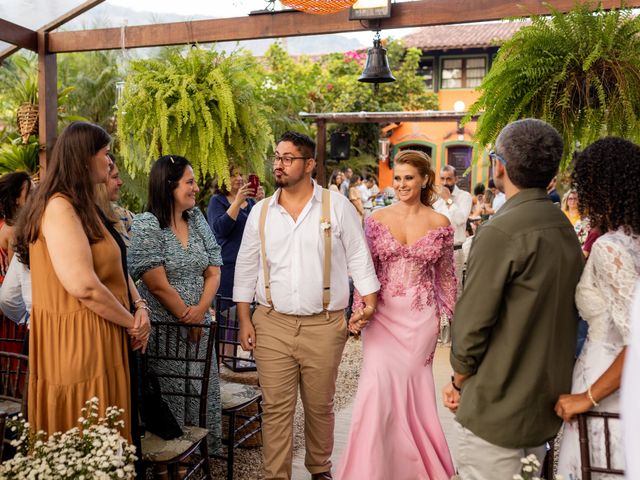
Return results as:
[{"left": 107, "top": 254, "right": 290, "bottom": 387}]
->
[{"left": 247, "top": 174, "right": 260, "bottom": 197}]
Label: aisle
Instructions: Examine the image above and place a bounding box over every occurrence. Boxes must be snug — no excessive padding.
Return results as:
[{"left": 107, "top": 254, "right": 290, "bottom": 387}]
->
[{"left": 291, "top": 345, "right": 457, "bottom": 479}]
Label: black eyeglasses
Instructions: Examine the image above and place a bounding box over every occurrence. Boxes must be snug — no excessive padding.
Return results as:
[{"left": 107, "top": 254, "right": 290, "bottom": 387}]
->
[
  {"left": 267, "top": 155, "right": 309, "bottom": 167},
  {"left": 489, "top": 150, "right": 507, "bottom": 166}
]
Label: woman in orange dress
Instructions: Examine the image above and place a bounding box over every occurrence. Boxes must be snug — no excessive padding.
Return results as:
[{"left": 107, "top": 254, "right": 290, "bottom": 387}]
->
[{"left": 13, "top": 121, "right": 150, "bottom": 441}]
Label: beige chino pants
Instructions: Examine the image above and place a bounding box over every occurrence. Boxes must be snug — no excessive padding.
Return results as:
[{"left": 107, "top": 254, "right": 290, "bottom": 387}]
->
[
  {"left": 455, "top": 421, "right": 547, "bottom": 480},
  {"left": 252, "top": 305, "right": 348, "bottom": 480}
]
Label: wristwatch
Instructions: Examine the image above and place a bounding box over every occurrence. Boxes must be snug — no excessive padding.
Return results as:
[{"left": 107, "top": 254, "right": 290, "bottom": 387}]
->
[{"left": 446, "top": 198, "right": 453, "bottom": 206}]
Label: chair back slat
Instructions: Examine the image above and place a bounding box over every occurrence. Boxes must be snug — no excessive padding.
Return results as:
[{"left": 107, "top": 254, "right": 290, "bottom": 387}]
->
[
  {"left": 577, "top": 411, "right": 624, "bottom": 478},
  {"left": 214, "top": 296, "right": 257, "bottom": 372},
  {"left": 143, "top": 321, "right": 215, "bottom": 428}
]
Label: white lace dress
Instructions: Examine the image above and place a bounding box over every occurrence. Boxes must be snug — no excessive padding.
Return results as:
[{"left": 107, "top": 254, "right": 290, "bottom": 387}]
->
[{"left": 557, "top": 229, "right": 640, "bottom": 479}]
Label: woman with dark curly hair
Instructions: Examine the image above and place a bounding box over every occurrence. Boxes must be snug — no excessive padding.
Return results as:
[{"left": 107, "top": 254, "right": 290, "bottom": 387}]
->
[{"left": 555, "top": 137, "right": 640, "bottom": 478}]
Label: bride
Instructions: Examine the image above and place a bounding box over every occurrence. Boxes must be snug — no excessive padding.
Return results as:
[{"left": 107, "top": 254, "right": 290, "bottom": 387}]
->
[{"left": 337, "top": 150, "right": 456, "bottom": 480}]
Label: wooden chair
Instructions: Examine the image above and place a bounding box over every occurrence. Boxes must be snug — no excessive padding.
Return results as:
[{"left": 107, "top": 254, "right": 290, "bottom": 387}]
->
[
  {"left": 0, "top": 351, "right": 28, "bottom": 461},
  {"left": 140, "top": 321, "right": 215, "bottom": 479},
  {"left": 213, "top": 298, "right": 263, "bottom": 480},
  {"left": 578, "top": 411, "right": 624, "bottom": 479},
  {"left": 0, "top": 315, "right": 27, "bottom": 355},
  {"left": 0, "top": 412, "right": 6, "bottom": 460},
  {"left": 214, "top": 295, "right": 257, "bottom": 372},
  {"left": 0, "top": 351, "right": 28, "bottom": 417}
]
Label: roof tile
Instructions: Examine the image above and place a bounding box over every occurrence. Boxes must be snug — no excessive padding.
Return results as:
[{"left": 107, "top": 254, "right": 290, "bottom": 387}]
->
[{"left": 402, "top": 21, "right": 530, "bottom": 51}]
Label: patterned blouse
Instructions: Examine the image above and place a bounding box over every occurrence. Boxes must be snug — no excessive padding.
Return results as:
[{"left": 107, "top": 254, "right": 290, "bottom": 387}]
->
[{"left": 127, "top": 207, "right": 223, "bottom": 452}]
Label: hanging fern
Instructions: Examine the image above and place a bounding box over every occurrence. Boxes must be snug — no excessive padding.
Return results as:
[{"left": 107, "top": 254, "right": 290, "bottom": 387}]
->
[
  {"left": 465, "top": 2, "right": 640, "bottom": 170},
  {"left": 116, "top": 47, "right": 272, "bottom": 187}
]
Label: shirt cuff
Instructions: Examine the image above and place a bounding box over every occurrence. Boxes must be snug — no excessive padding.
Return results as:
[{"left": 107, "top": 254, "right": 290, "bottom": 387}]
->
[
  {"left": 352, "top": 273, "right": 380, "bottom": 297},
  {"left": 233, "top": 286, "right": 256, "bottom": 304}
]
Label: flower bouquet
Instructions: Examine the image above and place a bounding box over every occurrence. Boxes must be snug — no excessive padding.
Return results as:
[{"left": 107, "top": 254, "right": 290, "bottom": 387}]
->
[{"left": 0, "top": 398, "right": 137, "bottom": 479}]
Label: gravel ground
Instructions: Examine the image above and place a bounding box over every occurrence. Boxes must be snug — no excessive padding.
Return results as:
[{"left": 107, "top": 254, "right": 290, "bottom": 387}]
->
[{"left": 212, "top": 336, "right": 363, "bottom": 479}]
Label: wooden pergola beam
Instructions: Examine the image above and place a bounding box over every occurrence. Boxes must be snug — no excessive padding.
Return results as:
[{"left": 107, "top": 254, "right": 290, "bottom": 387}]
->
[
  {"left": 0, "top": 0, "right": 105, "bottom": 62},
  {"left": 0, "top": 20, "right": 37, "bottom": 51},
  {"left": 37, "top": 32, "right": 58, "bottom": 175},
  {"left": 47, "top": 0, "right": 640, "bottom": 53}
]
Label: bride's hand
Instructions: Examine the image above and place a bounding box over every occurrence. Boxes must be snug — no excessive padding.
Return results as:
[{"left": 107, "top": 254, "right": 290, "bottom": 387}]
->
[{"left": 348, "top": 305, "right": 375, "bottom": 334}]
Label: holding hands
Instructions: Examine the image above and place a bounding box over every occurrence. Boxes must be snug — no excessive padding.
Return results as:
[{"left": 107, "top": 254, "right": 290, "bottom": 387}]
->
[{"left": 348, "top": 304, "right": 376, "bottom": 335}]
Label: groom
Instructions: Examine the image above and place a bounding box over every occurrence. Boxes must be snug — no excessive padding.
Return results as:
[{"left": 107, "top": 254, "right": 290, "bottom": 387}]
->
[{"left": 233, "top": 131, "right": 379, "bottom": 480}]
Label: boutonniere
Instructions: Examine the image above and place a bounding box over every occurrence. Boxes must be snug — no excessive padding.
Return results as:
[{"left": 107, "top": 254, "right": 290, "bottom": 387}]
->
[{"left": 320, "top": 217, "right": 332, "bottom": 235}]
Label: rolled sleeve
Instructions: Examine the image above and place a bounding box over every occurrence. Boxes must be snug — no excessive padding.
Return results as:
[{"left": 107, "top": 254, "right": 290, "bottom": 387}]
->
[
  {"left": 340, "top": 199, "right": 380, "bottom": 296},
  {"left": 232, "top": 204, "right": 261, "bottom": 303},
  {"left": 450, "top": 225, "right": 513, "bottom": 376}
]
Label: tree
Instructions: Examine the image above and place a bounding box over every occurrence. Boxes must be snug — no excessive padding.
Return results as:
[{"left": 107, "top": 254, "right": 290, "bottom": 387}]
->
[{"left": 465, "top": 3, "right": 640, "bottom": 170}]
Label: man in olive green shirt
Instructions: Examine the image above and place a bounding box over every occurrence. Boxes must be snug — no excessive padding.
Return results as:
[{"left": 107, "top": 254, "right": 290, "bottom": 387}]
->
[{"left": 443, "top": 119, "right": 584, "bottom": 480}]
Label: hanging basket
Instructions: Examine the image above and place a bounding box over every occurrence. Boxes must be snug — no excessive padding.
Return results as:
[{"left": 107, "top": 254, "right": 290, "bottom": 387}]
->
[
  {"left": 16, "top": 102, "right": 39, "bottom": 144},
  {"left": 280, "top": 0, "right": 358, "bottom": 15}
]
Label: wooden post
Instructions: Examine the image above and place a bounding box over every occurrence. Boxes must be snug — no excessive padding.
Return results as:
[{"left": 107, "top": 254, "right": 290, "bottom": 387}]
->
[
  {"left": 37, "top": 31, "right": 57, "bottom": 178},
  {"left": 316, "top": 120, "right": 327, "bottom": 187}
]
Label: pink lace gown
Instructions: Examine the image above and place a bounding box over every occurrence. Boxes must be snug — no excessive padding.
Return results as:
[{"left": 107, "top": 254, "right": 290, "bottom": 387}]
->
[{"left": 337, "top": 217, "right": 456, "bottom": 480}]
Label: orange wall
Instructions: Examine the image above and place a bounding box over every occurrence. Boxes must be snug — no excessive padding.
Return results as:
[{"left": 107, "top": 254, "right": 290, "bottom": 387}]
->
[
  {"left": 437, "top": 89, "right": 482, "bottom": 111},
  {"left": 380, "top": 118, "right": 491, "bottom": 191},
  {"left": 378, "top": 88, "right": 490, "bottom": 191}
]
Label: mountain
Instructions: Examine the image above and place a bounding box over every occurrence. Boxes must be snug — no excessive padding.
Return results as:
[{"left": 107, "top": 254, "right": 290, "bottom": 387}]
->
[{"left": 62, "top": 3, "right": 364, "bottom": 56}]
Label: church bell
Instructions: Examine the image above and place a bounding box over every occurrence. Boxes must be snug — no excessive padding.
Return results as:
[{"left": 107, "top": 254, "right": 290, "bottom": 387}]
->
[{"left": 358, "top": 34, "right": 396, "bottom": 85}]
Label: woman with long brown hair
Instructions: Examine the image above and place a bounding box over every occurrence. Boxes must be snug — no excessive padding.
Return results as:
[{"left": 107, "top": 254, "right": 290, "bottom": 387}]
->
[
  {"left": 14, "top": 121, "right": 150, "bottom": 441},
  {"left": 337, "top": 150, "right": 456, "bottom": 479}
]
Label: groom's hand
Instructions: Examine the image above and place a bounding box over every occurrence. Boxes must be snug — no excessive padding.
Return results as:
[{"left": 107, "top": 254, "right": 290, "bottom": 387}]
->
[
  {"left": 442, "top": 382, "right": 460, "bottom": 413},
  {"left": 239, "top": 320, "right": 256, "bottom": 351}
]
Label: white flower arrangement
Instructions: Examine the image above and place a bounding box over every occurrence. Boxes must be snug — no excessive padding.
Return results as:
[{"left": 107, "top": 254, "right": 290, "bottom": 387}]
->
[
  {"left": 0, "top": 397, "right": 137, "bottom": 479},
  {"left": 512, "top": 453, "right": 564, "bottom": 480},
  {"left": 320, "top": 218, "right": 332, "bottom": 232}
]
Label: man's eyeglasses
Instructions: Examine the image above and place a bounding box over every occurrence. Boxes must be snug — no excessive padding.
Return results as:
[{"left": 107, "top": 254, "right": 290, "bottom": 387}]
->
[
  {"left": 489, "top": 150, "right": 508, "bottom": 166},
  {"left": 268, "top": 155, "right": 309, "bottom": 167}
]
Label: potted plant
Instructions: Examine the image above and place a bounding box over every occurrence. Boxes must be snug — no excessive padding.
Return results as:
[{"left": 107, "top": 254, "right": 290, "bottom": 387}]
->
[
  {"left": 116, "top": 46, "right": 273, "bottom": 186},
  {"left": 465, "top": 3, "right": 640, "bottom": 170}
]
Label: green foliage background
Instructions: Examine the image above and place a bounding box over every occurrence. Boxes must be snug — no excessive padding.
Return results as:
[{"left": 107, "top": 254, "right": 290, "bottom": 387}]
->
[
  {"left": 1, "top": 37, "right": 436, "bottom": 207},
  {"left": 116, "top": 47, "right": 273, "bottom": 188},
  {"left": 465, "top": 3, "right": 640, "bottom": 170}
]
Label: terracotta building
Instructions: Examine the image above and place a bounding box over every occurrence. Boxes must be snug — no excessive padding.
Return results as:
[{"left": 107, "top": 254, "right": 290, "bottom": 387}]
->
[{"left": 379, "top": 21, "right": 529, "bottom": 191}]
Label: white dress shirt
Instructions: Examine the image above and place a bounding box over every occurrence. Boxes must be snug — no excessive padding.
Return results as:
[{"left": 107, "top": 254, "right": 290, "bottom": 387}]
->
[
  {"left": 622, "top": 281, "right": 640, "bottom": 480},
  {"left": 0, "top": 256, "right": 32, "bottom": 326},
  {"left": 492, "top": 191, "right": 506, "bottom": 212},
  {"left": 233, "top": 181, "right": 380, "bottom": 315},
  {"left": 358, "top": 184, "right": 373, "bottom": 209},
  {"left": 433, "top": 185, "right": 473, "bottom": 245}
]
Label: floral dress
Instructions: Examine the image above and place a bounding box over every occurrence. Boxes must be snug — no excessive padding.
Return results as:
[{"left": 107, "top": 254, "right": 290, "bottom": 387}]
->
[
  {"left": 557, "top": 229, "right": 640, "bottom": 479},
  {"left": 337, "top": 217, "right": 456, "bottom": 480},
  {"left": 128, "top": 208, "right": 223, "bottom": 453}
]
